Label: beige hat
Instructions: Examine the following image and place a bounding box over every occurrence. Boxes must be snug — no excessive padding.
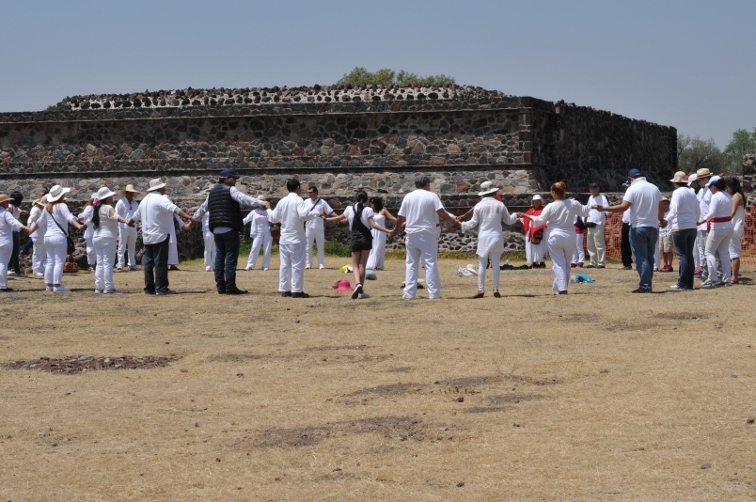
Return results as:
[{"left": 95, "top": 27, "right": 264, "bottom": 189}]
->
[
  {"left": 0, "top": 194, "right": 10, "bottom": 204},
  {"left": 696, "top": 167, "right": 714, "bottom": 178},
  {"left": 47, "top": 185, "right": 71, "bottom": 202},
  {"left": 146, "top": 178, "right": 166, "bottom": 192},
  {"left": 478, "top": 181, "right": 500, "bottom": 197},
  {"left": 124, "top": 184, "right": 139, "bottom": 193},
  {"left": 669, "top": 171, "right": 688, "bottom": 183}
]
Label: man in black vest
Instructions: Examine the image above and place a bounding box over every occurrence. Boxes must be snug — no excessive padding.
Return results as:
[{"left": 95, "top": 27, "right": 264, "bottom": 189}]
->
[{"left": 195, "top": 169, "right": 269, "bottom": 294}]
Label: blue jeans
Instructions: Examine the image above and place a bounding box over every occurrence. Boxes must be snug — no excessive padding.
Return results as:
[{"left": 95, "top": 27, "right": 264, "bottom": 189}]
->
[
  {"left": 213, "top": 230, "right": 240, "bottom": 292},
  {"left": 8, "top": 232, "right": 20, "bottom": 273},
  {"left": 672, "top": 228, "right": 697, "bottom": 289},
  {"left": 629, "top": 226, "right": 659, "bottom": 291}
]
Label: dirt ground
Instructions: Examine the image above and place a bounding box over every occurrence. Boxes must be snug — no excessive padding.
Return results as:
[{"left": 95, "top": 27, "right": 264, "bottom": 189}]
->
[{"left": 1, "top": 255, "right": 755, "bottom": 501}]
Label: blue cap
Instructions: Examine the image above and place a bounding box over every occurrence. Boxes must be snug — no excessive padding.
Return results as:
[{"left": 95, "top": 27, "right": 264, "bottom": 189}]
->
[
  {"left": 627, "top": 168, "right": 642, "bottom": 179},
  {"left": 219, "top": 169, "right": 240, "bottom": 179}
]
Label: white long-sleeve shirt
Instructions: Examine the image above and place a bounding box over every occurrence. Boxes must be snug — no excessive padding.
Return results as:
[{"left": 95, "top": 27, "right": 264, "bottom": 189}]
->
[
  {"left": 268, "top": 193, "right": 321, "bottom": 245},
  {"left": 28, "top": 204, "right": 44, "bottom": 237},
  {"left": 701, "top": 191, "right": 733, "bottom": 230},
  {"left": 115, "top": 197, "right": 140, "bottom": 230},
  {"left": 666, "top": 187, "right": 699, "bottom": 230},
  {"left": 461, "top": 197, "right": 518, "bottom": 256},
  {"left": 243, "top": 208, "right": 271, "bottom": 237},
  {"left": 697, "top": 187, "right": 711, "bottom": 231},
  {"left": 530, "top": 199, "right": 591, "bottom": 232},
  {"left": 78, "top": 205, "right": 95, "bottom": 240},
  {"left": 194, "top": 186, "right": 265, "bottom": 234},
  {"left": 131, "top": 192, "right": 181, "bottom": 245},
  {"left": 0, "top": 207, "right": 23, "bottom": 243}
]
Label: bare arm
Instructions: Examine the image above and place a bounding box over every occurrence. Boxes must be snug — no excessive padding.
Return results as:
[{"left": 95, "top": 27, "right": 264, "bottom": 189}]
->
[{"left": 381, "top": 208, "right": 397, "bottom": 223}]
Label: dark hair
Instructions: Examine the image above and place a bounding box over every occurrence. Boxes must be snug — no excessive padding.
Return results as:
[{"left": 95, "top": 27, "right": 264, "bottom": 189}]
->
[
  {"left": 369, "top": 196, "right": 384, "bottom": 212},
  {"left": 10, "top": 191, "right": 23, "bottom": 205},
  {"left": 551, "top": 181, "right": 566, "bottom": 199},
  {"left": 92, "top": 205, "right": 101, "bottom": 229},
  {"left": 712, "top": 177, "right": 727, "bottom": 191},
  {"left": 726, "top": 177, "right": 746, "bottom": 206},
  {"left": 286, "top": 179, "right": 300, "bottom": 192},
  {"left": 355, "top": 191, "right": 368, "bottom": 212},
  {"left": 589, "top": 183, "right": 599, "bottom": 189},
  {"left": 308, "top": 185, "right": 318, "bottom": 194}
]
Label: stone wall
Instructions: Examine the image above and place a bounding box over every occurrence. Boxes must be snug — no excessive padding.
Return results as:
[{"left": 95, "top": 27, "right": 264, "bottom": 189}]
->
[{"left": 1, "top": 84, "right": 677, "bottom": 259}]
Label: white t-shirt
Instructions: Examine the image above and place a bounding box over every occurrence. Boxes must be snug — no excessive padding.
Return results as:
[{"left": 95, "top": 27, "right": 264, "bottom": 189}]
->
[
  {"left": 343, "top": 204, "right": 375, "bottom": 231},
  {"left": 398, "top": 189, "right": 444, "bottom": 236},
  {"left": 622, "top": 177, "right": 662, "bottom": 228},
  {"left": 530, "top": 199, "right": 591, "bottom": 231},
  {"left": 304, "top": 198, "right": 333, "bottom": 230},
  {"left": 702, "top": 191, "right": 734, "bottom": 230},
  {"left": 666, "top": 187, "right": 699, "bottom": 230},
  {"left": 132, "top": 192, "right": 181, "bottom": 245},
  {"left": 659, "top": 210, "right": 672, "bottom": 237},
  {"left": 586, "top": 194, "right": 608, "bottom": 225}
]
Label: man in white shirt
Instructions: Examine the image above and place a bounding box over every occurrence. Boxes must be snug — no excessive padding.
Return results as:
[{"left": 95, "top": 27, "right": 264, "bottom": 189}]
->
[
  {"left": 393, "top": 175, "right": 460, "bottom": 300},
  {"left": 268, "top": 179, "right": 323, "bottom": 298},
  {"left": 695, "top": 167, "right": 714, "bottom": 280},
  {"left": 594, "top": 168, "right": 664, "bottom": 293},
  {"left": 115, "top": 184, "right": 140, "bottom": 271},
  {"left": 585, "top": 183, "right": 609, "bottom": 268},
  {"left": 129, "top": 178, "right": 196, "bottom": 296},
  {"left": 304, "top": 185, "right": 336, "bottom": 269}
]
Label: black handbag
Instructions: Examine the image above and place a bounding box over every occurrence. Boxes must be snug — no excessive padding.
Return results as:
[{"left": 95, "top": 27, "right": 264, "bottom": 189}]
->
[{"left": 50, "top": 212, "right": 76, "bottom": 254}]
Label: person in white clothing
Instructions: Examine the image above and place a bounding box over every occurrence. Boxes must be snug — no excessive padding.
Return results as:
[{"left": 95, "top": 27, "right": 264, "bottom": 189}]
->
[
  {"left": 268, "top": 179, "right": 324, "bottom": 297},
  {"left": 522, "top": 195, "right": 548, "bottom": 268},
  {"left": 243, "top": 197, "right": 272, "bottom": 271},
  {"left": 6, "top": 192, "right": 26, "bottom": 277},
  {"left": 304, "top": 185, "right": 336, "bottom": 269},
  {"left": 89, "top": 187, "right": 131, "bottom": 293},
  {"left": 571, "top": 215, "right": 586, "bottom": 267},
  {"left": 128, "top": 178, "right": 196, "bottom": 295},
  {"left": 695, "top": 168, "right": 714, "bottom": 280},
  {"left": 27, "top": 197, "right": 47, "bottom": 276},
  {"left": 115, "top": 184, "right": 140, "bottom": 271},
  {"left": 0, "top": 194, "right": 31, "bottom": 291},
  {"left": 197, "top": 211, "right": 215, "bottom": 272},
  {"left": 725, "top": 177, "right": 746, "bottom": 284},
  {"left": 519, "top": 182, "right": 591, "bottom": 294},
  {"left": 663, "top": 171, "right": 700, "bottom": 290},
  {"left": 461, "top": 184, "right": 518, "bottom": 298},
  {"left": 585, "top": 183, "right": 608, "bottom": 268},
  {"left": 366, "top": 196, "right": 397, "bottom": 270},
  {"left": 697, "top": 176, "right": 733, "bottom": 287},
  {"left": 658, "top": 198, "right": 673, "bottom": 272},
  {"left": 686, "top": 173, "right": 701, "bottom": 273},
  {"left": 327, "top": 191, "right": 392, "bottom": 299},
  {"left": 26, "top": 185, "right": 86, "bottom": 292},
  {"left": 78, "top": 193, "right": 97, "bottom": 272},
  {"left": 393, "top": 175, "right": 460, "bottom": 300},
  {"left": 596, "top": 169, "right": 664, "bottom": 293}
]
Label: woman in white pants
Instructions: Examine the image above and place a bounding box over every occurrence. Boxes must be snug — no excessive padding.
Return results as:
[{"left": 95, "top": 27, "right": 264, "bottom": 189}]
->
[
  {"left": 519, "top": 182, "right": 591, "bottom": 295},
  {"left": 27, "top": 197, "right": 47, "bottom": 276},
  {"left": 0, "top": 194, "right": 30, "bottom": 291},
  {"left": 201, "top": 212, "right": 215, "bottom": 272},
  {"left": 571, "top": 215, "right": 586, "bottom": 267},
  {"left": 726, "top": 177, "right": 745, "bottom": 284},
  {"left": 27, "top": 185, "right": 85, "bottom": 292},
  {"left": 366, "top": 197, "right": 397, "bottom": 270},
  {"left": 461, "top": 184, "right": 518, "bottom": 298},
  {"left": 78, "top": 194, "right": 97, "bottom": 272},
  {"left": 698, "top": 176, "right": 733, "bottom": 288},
  {"left": 244, "top": 201, "right": 273, "bottom": 271},
  {"left": 90, "top": 187, "right": 130, "bottom": 293}
]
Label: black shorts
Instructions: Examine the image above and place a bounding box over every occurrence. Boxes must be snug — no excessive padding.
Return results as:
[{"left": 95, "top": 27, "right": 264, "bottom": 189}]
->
[{"left": 351, "top": 237, "right": 373, "bottom": 253}]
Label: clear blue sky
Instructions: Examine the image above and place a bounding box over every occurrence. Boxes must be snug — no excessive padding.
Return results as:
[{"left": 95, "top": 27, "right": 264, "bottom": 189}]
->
[{"left": 2, "top": 0, "right": 753, "bottom": 148}]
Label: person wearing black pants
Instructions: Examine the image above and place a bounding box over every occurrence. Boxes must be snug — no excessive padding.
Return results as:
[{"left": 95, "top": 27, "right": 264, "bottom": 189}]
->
[
  {"left": 621, "top": 220, "right": 633, "bottom": 269},
  {"left": 142, "top": 235, "right": 170, "bottom": 295}
]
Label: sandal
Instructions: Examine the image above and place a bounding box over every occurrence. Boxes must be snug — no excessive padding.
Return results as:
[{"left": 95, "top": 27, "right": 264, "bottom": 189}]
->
[{"left": 472, "top": 291, "right": 484, "bottom": 299}]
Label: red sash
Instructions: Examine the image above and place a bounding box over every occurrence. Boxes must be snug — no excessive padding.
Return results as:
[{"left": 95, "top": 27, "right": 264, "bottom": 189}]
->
[{"left": 707, "top": 216, "right": 732, "bottom": 232}]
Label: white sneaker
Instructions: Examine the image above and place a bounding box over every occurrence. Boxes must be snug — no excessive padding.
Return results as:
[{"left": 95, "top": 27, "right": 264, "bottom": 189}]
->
[
  {"left": 669, "top": 284, "right": 682, "bottom": 290},
  {"left": 206, "top": 266, "right": 213, "bottom": 272},
  {"left": 103, "top": 289, "right": 120, "bottom": 294},
  {"left": 700, "top": 280, "right": 719, "bottom": 289},
  {"left": 244, "top": 266, "right": 251, "bottom": 271},
  {"left": 94, "top": 289, "right": 103, "bottom": 294},
  {"left": 402, "top": 295, "right": 414, "bottom": 300},
  {"left": 34, "top": 273, "right": 44, "bottom": 277},
  {"left": 45, "top": 286, "right": 53, "bottom": 292},
  {"left": 319, "top": 265, "right": 325, "bottom": 270},
  {"left": 358, "top": 292, "right": 370, "bottom": 299},
  {"left": 53, "top": 285, "right": 70, "bottom": 292},
  {"left": 262, "top": 268, "right": 268, "bottom": 271}
]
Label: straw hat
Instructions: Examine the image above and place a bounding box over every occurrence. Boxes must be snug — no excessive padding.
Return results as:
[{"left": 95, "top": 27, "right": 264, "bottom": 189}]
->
[
  {"left": 47, "top": 185, "right": 71, "bottom": 202},
  {"left": 96, "top": 187, "right": 116, "bottom": 200},
  {"left": 669, "top": 171, "right": 688, "bottom": 184},
  {"left": 696, "top": 167, "right": 714, "bottom": 178},
  {"left": 0, "top": 194, "right": 10, "bottom": 204},
  {"left": 146, "top": 178, "right": 166, "bottom": 192},
  {"left": 478, "top": 181, "right": 500, "bottom": 197},
  {"left": 124, "top": 184, "right": 139, "bottom": 193}
]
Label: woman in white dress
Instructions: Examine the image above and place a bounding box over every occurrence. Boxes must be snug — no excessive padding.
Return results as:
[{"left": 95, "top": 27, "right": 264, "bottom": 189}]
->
[
  {"left": 89, "top": 187, "right": 130, "bottom": 293},
  {"left": 519, "top": 182, "right": 591, "bottom": 295},
  {"left": 78, "top": 193, "right": 98, "bottom": 272},
  {"left": 698, "top": 176, "right": 733, "bottom": 288},
  {"left": 168, "top": 213, "right": 184, "bottom": 269},
  {"left": 366, "top": 197, "right": 397, "bottom": 270},
  {"left": 27, "top": 185, "right": 86, "bottom": 292},
  {"left": 726, "top": 177, "right": 746, "bottom": 284},
  {"left": 461, "top": 184, "right": 518, "bottom": 298},
  {"left": 244, "top": 196, "right": 273, "bottom": 271}
]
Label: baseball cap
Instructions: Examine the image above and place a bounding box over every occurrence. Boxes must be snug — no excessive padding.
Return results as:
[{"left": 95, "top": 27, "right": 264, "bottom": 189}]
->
[{"left": 219, "top": 169, "right": 241, "bottom": 179}]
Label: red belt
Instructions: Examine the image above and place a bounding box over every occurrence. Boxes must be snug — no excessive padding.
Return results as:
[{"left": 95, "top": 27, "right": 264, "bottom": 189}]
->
[{"left": 707, "top": 216, "right": 732, "bottom": 232}]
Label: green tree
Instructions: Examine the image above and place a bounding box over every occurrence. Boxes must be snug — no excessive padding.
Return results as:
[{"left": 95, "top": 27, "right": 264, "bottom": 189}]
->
[
  {"left": 336, "top": 67, "right": 455, "bottom": 87},
  {"left": 677, "top": 134, "right": 727, "bottom": 173},
  {"left": 724, "top": 128, "right": 756, "bottom": 159}
]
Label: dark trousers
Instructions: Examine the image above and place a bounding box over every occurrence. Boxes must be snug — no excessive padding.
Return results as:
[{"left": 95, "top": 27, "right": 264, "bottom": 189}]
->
[
  {"left": 621, "top": 223, "right": 633, "bottom": 267},
  {"left": 22, "top": 237, "right": 34, "bottom": 254},
  {"left": 8, "top": 232, "right": 20, "bottom": 273},
  {"left": 214, "top": 230, "right": 240, "bottom": 292},
  {"left": 672, "top": 228, "right": 697, "bottom": 289},
  {"left": 142, "top": 235, "right": 170, "bottom": 294}
]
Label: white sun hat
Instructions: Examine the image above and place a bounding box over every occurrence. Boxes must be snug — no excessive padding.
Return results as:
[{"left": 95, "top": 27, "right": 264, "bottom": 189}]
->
[
  {"left": 47, "top": 185, "right": 71, "bottom": 202},
  {"left": 146, "top": 178, "right": 167, "bottom": 192},
  {"left": 96, "top": 187, "right": 116, "bottom": 200},
  {"left": 478, "top": 181, "right": 500, "bottom": 197}
]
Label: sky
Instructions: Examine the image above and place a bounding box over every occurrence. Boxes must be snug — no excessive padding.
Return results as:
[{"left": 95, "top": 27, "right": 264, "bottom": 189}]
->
[{"left": 1, "top": 0, "right": 753, "bottom": 149}]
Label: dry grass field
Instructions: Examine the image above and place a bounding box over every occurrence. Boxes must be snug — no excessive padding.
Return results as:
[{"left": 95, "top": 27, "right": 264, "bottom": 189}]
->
[{"left": 1, "top": 255, "right": 755, "bottom": 501}]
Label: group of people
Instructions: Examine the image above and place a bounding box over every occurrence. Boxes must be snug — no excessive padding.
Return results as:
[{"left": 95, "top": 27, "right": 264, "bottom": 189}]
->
[{"left": 0, "top": 166, "right": 748, "bottom": 298}]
